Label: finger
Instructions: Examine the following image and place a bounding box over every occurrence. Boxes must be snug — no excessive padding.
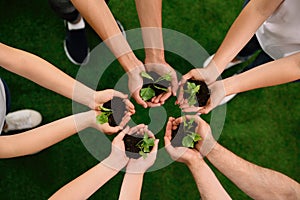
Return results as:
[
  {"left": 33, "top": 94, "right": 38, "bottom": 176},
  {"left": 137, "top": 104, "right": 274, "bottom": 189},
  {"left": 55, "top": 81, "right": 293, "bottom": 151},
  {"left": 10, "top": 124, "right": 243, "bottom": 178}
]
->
[
  {"left": 104, "top": 124, "right": 124, "bottom": 135},
  {"left": 153, "top": 93, "right": 163, "bottom": 104},
  {"left": 128, "top": 124, "right": 146, "bottom": 135},
  {"left": 151, "top": 96, "right": 158, "bottom": 103},
  {"left": 159, "top": 91, "right": 172, "bottom": 103},
  {"left": 112, "top": 90, "right": 128, "bottom": 99},
  {"left": 146, "top": 102, "right": 161, "bottom": 107},
  {"left": 174, "top": 116, "right": 184, "bottom": 125},
  {"left": 182, "top": 106, "right": 202, "bottom": 113},
  {"left": 124, "top": 99, "right": 135, "bottom": 112},
  {"left": 119, "top": 113, "right": 131, "bottom": 128},
  {"left": 150, "top": 139, "right": 159, "bottom": 153},
  {"left": 165, "top": 120, "right": 173, "bottom": 139},
  {"left": 115, "top": 126, "right": 130, "bottom": 140},
  {"left": 171, "top": 74, "right": 179, "bottom": 96},
  {"left": 145, "top": 129, "right": 155, "bottom": 138},
  {"left": 132, "top": 91, "right": 148, "bottom": 108},
  {"left": 176, "top": 85, "right": 185, "bottom": 105}
]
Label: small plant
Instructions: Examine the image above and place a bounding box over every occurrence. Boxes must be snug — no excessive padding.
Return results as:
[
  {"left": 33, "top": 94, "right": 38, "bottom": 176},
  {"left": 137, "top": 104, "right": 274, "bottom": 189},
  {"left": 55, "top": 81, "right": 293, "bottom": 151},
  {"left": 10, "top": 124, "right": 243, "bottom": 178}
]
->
[
  {"left": 136, "top": 133, "right": 155, "bottom": 158},
  {"left": 140, "top": 71, "right": 171, "bottom": 101},
  {"left": 185, "top": 82, "right": 200, "bottom": 106},
  {"left": 96, "top": 106, "right": 112, "bottom": 124},
  {"left": 181, "top": 117, "right": 202, "bottom": 148}
]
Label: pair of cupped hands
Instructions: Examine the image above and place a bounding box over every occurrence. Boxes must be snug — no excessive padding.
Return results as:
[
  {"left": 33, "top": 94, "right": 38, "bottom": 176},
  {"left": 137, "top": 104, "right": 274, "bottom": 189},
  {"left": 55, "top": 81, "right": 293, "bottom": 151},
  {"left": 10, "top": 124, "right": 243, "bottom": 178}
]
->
[{"left": 101, "top": 115, "right": 216, "bottom": 173}]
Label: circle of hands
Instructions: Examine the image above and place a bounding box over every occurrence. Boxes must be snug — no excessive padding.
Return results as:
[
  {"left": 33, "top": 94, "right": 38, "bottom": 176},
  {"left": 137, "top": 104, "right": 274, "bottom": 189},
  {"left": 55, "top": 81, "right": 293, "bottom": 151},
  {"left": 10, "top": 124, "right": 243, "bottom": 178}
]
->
[{"left": 90, "top": 63, "right": 223, "bottom": 171}]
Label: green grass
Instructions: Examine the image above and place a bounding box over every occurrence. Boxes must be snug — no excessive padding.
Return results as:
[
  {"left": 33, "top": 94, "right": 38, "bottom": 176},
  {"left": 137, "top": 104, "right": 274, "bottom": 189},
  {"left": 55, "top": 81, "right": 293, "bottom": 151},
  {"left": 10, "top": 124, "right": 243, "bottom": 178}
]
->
[{"left": 0, "top": 0, "right": 299, "bottom": 199}]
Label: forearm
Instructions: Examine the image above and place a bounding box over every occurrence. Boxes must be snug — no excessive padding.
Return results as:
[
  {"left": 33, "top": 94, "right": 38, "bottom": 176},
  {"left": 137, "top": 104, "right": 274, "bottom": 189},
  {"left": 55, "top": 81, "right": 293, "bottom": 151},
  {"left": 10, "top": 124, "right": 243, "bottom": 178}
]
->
[
  {"left": 71, "top": 0, "right": 141, "bottom": 71},
  {"left": 223, "top": 53, "right": 300, "bottom": 95},
  {"left": 210, "top": 0, "right": 283, "bottom": 75},
  {"left": 187, "top": 159, "right": 231, "bottom": 200},
  {"left": 0, "top": 111, "right": 93, "bottom": 158},
  {"left": 207, "top": 143, "right": 300, "bottom": 199},
  {"left": 50, "top": 161, "right": 119, "bottom": 199},
  {"left": 135, "top": 0, "right": 165, "bottom": 64},
  {"left": 0, "top": 43, "right": 95, "bottom": 108},
  {"left": 119, "top": 173, "right": 144, "bottom": 200}
]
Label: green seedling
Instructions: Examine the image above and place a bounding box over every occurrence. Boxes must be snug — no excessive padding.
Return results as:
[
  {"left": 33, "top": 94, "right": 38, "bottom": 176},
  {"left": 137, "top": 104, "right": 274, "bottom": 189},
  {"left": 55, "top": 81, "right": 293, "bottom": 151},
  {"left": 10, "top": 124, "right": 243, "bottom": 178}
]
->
[
  {"left": 96, "top": 106, "right": 112, "bottom": 124},
  {"left": 185, "top": 82, "right": 200, "bottom": 106},
  {"left": 136, "top": 133, "right": 155, "bottom": 159},
  {"left": 182, "top": 117, "right": 202, "bottom": 148},
  {"left": 140, "top": 71, "right": 171, "bottom": 101}
]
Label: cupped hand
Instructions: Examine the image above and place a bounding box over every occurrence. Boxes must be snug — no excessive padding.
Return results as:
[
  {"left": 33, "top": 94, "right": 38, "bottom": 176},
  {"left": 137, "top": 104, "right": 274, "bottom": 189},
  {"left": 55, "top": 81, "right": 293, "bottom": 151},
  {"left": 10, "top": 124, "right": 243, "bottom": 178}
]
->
[
  {"left": 164, "top": 117, "right": 202, "bottom": 165},
  {"left": 102, "top": 127, "right": 130, "bottom": 170},
  {"left": 145, "top": 62, "right": 178, "bottom": 106},
  {"left": 125, "top": 126, "right": 159, "bottom": 173}
]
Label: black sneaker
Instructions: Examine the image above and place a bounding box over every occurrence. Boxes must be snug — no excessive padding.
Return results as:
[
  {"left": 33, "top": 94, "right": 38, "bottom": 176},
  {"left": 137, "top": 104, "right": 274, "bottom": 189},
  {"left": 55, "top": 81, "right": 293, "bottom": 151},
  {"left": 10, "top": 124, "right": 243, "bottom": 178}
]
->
[{"left": 64, "top": 21, "right": 89, "bottom": 65}]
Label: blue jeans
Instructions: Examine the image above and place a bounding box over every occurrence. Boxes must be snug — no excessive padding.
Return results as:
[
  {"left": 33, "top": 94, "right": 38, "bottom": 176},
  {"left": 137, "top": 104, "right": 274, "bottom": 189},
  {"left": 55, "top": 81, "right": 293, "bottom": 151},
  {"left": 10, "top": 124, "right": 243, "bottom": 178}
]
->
[{"left": 236, "top": 0, "right": 274, "bottom": 73}]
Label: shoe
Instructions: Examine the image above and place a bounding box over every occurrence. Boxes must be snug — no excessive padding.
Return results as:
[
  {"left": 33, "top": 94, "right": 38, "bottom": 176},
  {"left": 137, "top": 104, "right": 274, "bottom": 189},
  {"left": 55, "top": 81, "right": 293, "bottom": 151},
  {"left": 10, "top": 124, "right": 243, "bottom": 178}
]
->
[
  {"left": 64, "top": 18, "right": 90, "bottom": 65},
  {"left": 203, "top": 54, "right": 243, "bottom": 69},
  {"left": 219, "top": 93, "right": 237, "bottom": 106},
  {"left": 3, "top": 109, "right": 42, "bottom": 133},
  {"left": 116, "top": 20, "right": 126, "bottom": 38}
]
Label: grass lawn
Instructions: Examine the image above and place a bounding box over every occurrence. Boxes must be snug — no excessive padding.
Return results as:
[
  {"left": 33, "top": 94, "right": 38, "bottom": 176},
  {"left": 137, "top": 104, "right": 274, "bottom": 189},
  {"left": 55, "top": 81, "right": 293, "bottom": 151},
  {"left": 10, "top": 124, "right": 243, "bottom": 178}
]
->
[{"left": 0, "top": 0, "right": 299, "bottom": 199}]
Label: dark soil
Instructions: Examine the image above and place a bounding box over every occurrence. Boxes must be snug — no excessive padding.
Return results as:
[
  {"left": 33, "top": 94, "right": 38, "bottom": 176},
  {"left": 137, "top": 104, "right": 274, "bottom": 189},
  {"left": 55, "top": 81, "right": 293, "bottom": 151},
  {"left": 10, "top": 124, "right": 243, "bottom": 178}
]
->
[
  {"left": 171, "top": 121, "right": 198, "bottom": 148},
  {"left": 141, "top": 71, "right": 170, "bottom": 102},
  {"left": 102, "top": 97, "right": 127, "bottom": 127},
  {"left": 123, "top": 133, "right": 153, "bottom": 159},
  {"left": 183, "top": 79, "right": 210, "bottom": 107}
]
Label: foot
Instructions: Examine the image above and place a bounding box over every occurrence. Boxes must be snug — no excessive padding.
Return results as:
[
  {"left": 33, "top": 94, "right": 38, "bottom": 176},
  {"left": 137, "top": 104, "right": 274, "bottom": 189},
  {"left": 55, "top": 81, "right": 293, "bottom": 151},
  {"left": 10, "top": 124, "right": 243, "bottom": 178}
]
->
[
  {"left": 203, "top": 54, "right": 244, "bottom": 69},
  {"left": 3, "top": 109, "right": 42, "bottom": 133},
  {"left": 64, "top": 17, "right": 89, "bottom": 65}
]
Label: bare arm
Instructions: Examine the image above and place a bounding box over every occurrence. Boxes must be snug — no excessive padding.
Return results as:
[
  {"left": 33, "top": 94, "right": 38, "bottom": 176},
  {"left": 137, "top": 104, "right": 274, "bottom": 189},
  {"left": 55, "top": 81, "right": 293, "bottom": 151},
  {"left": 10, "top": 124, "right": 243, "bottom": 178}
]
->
[
  {"left": 207, "top": 0, "right": 283, "bottom": 77},
  {"left": 164, "top": 116, "right": 230, "bottom": 199},
  {"left": 223, "top": 52, "right": 300, "bottom": 96},
  {"left": 50, "top": 128, "right": 130, "bottom": 199},
  {"left": 118, "top": 173, "right": 144, "bottom": 200},
  {"left": 187, "top": 158, "right": 231, "bottom": 200},
  {"left": 0, "top": 43, "right": 95, "bottom": 108},
  {"left": 206, "top": 143, "right": 300, "bottom": 199},
  {"left": 0, "top": 111, "right": 94, "bottom": 158},
  {"left": 70, "top": 0, "right": 142, "bottom": 72}
]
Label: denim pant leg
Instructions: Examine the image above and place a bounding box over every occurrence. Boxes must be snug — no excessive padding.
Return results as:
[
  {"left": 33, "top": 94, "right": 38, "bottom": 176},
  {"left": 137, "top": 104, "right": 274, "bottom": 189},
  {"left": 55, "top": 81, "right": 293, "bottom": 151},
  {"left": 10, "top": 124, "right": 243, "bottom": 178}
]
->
[
  {"left": 236, "top": 0, "right": 274, "bottom": 72},
  {"left": 1, "top": 79, "right": 11, "bottom": 115},
  {"left": 48, "top": 0, "right": 79, "bottom": 22}
]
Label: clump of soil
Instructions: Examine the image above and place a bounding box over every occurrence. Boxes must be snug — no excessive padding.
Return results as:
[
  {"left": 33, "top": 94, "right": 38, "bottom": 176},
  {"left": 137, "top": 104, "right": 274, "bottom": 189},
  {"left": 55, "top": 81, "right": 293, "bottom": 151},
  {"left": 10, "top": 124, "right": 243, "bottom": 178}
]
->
[
  {"left": 102, "top": 97, "right": 127, "bottom": 127},
  {"left": 171, "top": 121, "right": 198, "bottom": 148},
  {"left": 141, "top": 71, "right": 170, "bottom": 102},
  {"left": 183, "top": 79, "right": 210, "bottom": 107},
  {"left": 123, "top": 134, "right": 154, "bottom": 159}
]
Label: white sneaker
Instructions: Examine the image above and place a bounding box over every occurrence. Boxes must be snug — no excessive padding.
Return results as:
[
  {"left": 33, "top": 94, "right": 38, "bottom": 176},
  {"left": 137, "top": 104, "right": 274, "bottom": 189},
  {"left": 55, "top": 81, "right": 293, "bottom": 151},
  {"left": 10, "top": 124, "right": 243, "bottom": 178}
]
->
[
  {"left": 4, "top": 109, "right": 42, "bottom": 132},
  {"left": 219, "top": 93, "right": 237, "bottom": 105},
  {"left": 203, "top": 54, "right": 243, "bottom": 69}
]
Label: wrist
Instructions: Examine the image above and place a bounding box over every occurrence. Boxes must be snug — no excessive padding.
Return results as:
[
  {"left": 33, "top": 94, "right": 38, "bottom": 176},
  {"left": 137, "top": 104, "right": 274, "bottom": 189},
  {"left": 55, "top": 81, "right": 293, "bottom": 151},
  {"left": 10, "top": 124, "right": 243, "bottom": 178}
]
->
[
  {"left": 204, "top": 60, "right": 222, "bottom": 84},
  {"left": 223, "top": 76, "right": 238, "bottom": 96},
  {"left": 102, "top": 155, "right": 127, "bottom": 171},
  {"left": 186, "top": 157, "right": 205, "bottom": 169},
  {"left": 144, "top": 49, "right": 165, "bottom": 64},
  {"left": 118, "top": 53, "right": 144, "bottom": 72},
  {"left": 73, "top": 111, "right": 95, "bottom": 131}
]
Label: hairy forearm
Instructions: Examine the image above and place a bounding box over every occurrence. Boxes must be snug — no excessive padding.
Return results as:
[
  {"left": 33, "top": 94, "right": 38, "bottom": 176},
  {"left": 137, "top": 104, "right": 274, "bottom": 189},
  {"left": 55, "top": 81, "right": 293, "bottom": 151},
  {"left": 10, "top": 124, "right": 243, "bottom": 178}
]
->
[
  {"left": 135, "top": 0, "right": 165, "bottom": 63},
  {"left": 50, "top": 161, "right": 119, "bottom": 199},
  {"left": 0, "top": 43, "right": 95, "bottom": 108},
  {"left": 0, "top": 111, "right": 93, "bottom": 158},
  {"left": 210, "top": 0, "right": 283, "bottom": 75},
  {"left": 207, "top": 143, "right": 300, "bottom": 199},
  {"left": 188, "top": 159, "right": 231, "bottom": 200},
  {"left": 119, "top": 173, "right": 144, "bottom": 200},
  {"left": 223, "top": 53, "right": 300, "bottom": 95},
  {"left": 70, "top": 0, "right": 141, "bottom": 71}
]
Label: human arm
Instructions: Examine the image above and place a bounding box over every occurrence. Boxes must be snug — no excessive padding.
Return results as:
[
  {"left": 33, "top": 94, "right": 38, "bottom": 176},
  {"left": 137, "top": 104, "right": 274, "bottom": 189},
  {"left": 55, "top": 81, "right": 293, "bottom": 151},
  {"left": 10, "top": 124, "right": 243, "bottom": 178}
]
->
[
  {"left": 193, "top": 116, "right": 300, "bottom": 199},
  {"left": 0, "top": 110, "right": 122, "bottom": 158},
  {"left": 49, "top": 127, "right": 130, "bottom": 199},
  {"left": 135, "top": 0, "right": 178, "bottom": 104},
  {"left": 207, "top": 0, "right": 284, "bottom": 76},
  {"left": 0, "top": 43, "right": 135, "bottom": 112},
  {"left": 70, "top": 0, "right": 148, "bottom": 107},
  {"left": 119, "top": 126, "right": 159, "bottom": 200},
  {"left": 183, "top": 52, "right": 300, "bottom": 114},
  {"left": 164, "top": 116, "right": 231, "bottom": 200}
]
